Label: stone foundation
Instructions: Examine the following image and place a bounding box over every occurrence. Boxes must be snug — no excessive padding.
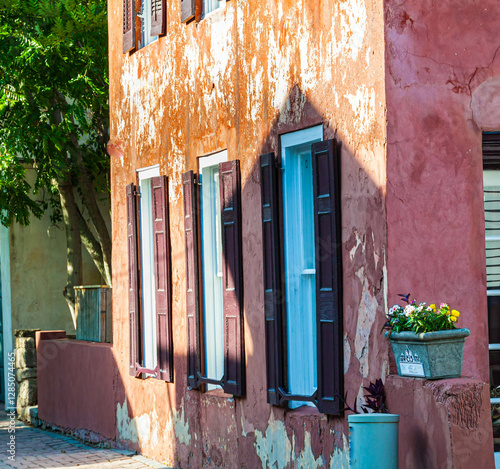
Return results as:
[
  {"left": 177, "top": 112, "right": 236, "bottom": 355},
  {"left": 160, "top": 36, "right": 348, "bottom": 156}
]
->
[{"left": 15, "top": 329, "right": 40, "bottom": 422}]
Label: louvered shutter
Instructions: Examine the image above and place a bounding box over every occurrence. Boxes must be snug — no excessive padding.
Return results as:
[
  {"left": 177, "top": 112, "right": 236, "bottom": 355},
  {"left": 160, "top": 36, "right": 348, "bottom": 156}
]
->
[
  {"left": 150, "top": 0, "right": 166, "bottom": 36},
  {"left": 260, "top": 153, "right": 283, "bottom": 405},
  {"left": 311, "top": 139, "right": 343, "bottom": 415},
  {"left": 180, "top": 0, "right": 195, "bottom": 23},
  {"left": 183, "top": 171, "right": 201, "bottom": 389},
  {"left": 127, "top": 183, "right": 140, "bottom": 376},
  {"left": 152, "top": 176, "right": 173, "bottom": 382},
  {"left": 123, "top": 0, "right": 136, "bottom": 53},
  {"left": 219, "top": 160, "right": 245, "bottom": 396}
]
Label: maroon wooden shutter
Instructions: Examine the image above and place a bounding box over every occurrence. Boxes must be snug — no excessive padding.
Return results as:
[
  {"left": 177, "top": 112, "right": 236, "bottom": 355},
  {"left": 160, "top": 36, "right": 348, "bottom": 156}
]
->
[
  {"left": 312, "top": 139, "right": 343, "bottom": 415},
  {"left": 123, "top": 0, "right": 136, "bottom": 53},
  {"left": 127, "top": 183, "right": 140, "bottom": 376},
  {"left": 260, "top": 153, "right": 283, "bottom": 405},
  {"left": 219, "top": 160, "right": 245, "bottom": 396},
  {"left": 183, "top": 171, "right": 201, "bottom": 389},
  {"left": 152, "top": 176, "right": 173, "bottom": 382},
  {"left": 180, "top": 0, "right": 195, "bottom": 23},
  {"left": 150, "top": 0, "right": 166, "bottom": 36}
]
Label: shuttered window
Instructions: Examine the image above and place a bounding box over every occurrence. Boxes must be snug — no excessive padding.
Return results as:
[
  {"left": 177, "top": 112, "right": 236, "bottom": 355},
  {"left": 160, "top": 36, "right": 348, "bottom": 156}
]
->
[
  {"left": 182, "top": 155, "right": 245, "bottom": 396},
  {"left": 127, "top": 166, "right": 173, "bottom": 382},
  {"left": 123, "top": 0, "right": 166, "bottom": 52},
  {"left": 260, "top": 128, "right": 343, "bottom": 415}
]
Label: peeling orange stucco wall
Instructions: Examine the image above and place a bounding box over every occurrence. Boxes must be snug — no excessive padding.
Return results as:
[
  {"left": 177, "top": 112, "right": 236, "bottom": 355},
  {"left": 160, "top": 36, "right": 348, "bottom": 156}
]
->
[{"left": 108, "top": 0, "right": 387, "bottom": 466}]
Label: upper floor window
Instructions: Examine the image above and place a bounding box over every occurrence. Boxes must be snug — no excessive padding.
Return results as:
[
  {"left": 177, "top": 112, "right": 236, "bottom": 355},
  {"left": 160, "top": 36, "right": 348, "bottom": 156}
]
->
[
  {"left": 202, "top": 0, "right": 225, "bottom": 18},
  {"left": 123, "top": 0, "right": 165, "bottom": 53}
]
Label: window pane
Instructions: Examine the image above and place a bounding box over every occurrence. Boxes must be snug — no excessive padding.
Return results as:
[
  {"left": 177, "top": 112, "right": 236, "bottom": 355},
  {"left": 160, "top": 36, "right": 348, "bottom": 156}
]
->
[
  {"left": 203, "top": 0, "right": 222, "bottom": 17},
  {"left": 139, "top": 177, "right": 157, "bottom": 370},
  {"left": 282, "top": 142, "right": 318, "bottom": 407},
  {"left": 201, "top": 163, "right": 224, "bottom": 387}
]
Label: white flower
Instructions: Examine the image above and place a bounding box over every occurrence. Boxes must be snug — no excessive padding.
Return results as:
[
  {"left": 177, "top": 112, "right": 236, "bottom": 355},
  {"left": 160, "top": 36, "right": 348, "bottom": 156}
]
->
[{"left": 404, "top": 305, "right": 415, "bottom": 316}]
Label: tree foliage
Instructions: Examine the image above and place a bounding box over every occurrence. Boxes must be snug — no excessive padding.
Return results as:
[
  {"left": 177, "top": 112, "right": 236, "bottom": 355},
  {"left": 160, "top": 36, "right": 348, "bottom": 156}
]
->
[{"left": 0, "top": 0, "right": 110, "bottom": 319}]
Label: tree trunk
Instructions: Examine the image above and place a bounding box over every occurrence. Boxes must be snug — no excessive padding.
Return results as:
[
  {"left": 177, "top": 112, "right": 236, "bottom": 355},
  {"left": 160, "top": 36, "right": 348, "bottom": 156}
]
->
[{"left": 58, "top": 178, "right": 83, "bottom": 328}]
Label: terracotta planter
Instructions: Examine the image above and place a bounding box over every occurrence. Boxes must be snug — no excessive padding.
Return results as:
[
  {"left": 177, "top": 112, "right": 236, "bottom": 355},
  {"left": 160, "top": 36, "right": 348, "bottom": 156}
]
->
[{"left": 385, "top": 328, "right": 470, "bottom": 379}]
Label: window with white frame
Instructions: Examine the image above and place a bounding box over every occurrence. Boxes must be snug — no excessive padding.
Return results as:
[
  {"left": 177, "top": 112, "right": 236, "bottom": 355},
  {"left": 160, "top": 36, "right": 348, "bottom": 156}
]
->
[
  {"left": 138, "top": 0, "right": 158, "bottom": 49},
  {"left": 199, "top": 151, "right": 227, "bottom": 388},
  {"left": 122, "top": 0, "right": 165, "bottom": 53},
  {"left": 127, "top": 165, "right": 173, "bottom": 382},
  {"left": 183, "top": 151, "right": 246, "bottom": 396},
  {"left": 202, "top": 0, "right": 225, "bottom": 18}
]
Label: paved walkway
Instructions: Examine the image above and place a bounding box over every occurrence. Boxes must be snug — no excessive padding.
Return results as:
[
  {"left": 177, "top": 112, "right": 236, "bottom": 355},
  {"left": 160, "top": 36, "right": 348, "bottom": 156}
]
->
[{"left": 0, "top": 407, "right": 167, "bottom": 469}]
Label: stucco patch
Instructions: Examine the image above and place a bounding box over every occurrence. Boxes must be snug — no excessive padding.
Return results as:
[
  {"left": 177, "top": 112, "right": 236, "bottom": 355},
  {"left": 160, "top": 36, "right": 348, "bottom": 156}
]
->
[
  {"left": 296, "top": 432, "right": 325, "bottom": 468},
  {"left": 354, "top": 268, "right": 379, "bottom": 378},
  {"left": 329, "top": 434, "right": 350, "bottom": 468},
  {"left": 116, "top": 400, "right": 138, "bottom": 443},
  {"left": 344, "top": 334, "right": 351, "bottom": 373},
  {"left": 345, "top": 85, "right": 376, "bottom": 134},
  {"left": 173, "top": 402, "right": 191, "bottom": 446},
  {"left": 332, "top": 0, "right": 367, "bottom": 61},
  {"left": 254, "top": 412, "right": 292, "bottom": 469}
]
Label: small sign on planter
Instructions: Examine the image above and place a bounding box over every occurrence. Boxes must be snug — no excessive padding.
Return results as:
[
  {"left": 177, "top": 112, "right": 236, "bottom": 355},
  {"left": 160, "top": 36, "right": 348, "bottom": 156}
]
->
[
  {"left": 385, "top": 328, "right": 470, "bottom": 379},
  {"left": 399, "top": 346, "right": 425, "bottom": 377}
]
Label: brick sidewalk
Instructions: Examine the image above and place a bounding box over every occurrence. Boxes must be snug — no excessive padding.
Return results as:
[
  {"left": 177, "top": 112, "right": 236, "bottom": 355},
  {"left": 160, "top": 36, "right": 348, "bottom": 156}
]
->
[{"left": 0, "top": 408, "right": 168, "bottom": 469}]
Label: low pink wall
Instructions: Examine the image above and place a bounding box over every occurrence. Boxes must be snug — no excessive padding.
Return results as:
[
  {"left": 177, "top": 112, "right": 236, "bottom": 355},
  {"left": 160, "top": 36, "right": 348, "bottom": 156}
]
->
[
  {"left": 36, "top": 332, "right": 116, "bottom": 440},
  {"left": 386, "top": 376, "right": 494, "bottom": 469}
]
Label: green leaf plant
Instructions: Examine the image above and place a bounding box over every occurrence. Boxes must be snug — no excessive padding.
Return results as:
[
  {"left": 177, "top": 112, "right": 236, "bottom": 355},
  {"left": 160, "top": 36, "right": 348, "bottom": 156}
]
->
[{"left": 0, "top": 0, "right": 110, "bottom": 323}]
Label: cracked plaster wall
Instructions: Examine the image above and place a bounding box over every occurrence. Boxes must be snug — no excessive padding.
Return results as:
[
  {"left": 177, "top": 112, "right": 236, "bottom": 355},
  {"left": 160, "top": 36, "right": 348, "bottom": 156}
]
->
[
  {"left": 109, "top": 0, "right": 388, "bottom": 466},
  {"left": 385, "top": 0, "right": 497, "bottom": 383}
]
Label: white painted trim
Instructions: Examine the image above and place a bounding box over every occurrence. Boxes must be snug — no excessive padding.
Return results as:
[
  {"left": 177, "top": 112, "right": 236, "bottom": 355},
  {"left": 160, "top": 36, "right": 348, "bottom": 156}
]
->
[
  {"left": 488, "top": 290, "right": 500, "bottom": 296},
  {"left": 280, "top": 125, "right": 323, "bottom": 154},
  {"left": 198, "top": 150, "right": 227, "bottom": 171},
  {"left": 0, "top": 225, "right": 13, "bottom": 410},
  {"left": 202, "top": 0, "right": 226, "bottom": 19},
  {"left": 137, "top": 164, "right": 160, "bottom": 180},
  {"left": 489, "top": 344, "right": 500, "bottom": 350}
]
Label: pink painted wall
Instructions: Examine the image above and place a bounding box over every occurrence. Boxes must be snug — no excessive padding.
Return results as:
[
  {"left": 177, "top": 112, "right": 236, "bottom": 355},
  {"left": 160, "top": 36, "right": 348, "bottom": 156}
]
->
[
  {"left": 386, "top": 376, "right": 494, "bottom": 469},
  {"left": 384, "top": 0, "right": 500, "bottom": 382},
  {"left": 37, "top": 333, "right": 117, "bottom": 440}
]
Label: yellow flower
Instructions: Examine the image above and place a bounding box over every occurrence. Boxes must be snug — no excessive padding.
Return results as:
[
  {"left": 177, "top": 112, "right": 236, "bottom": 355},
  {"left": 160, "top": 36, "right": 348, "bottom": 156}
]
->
[
  {"left": 451, "top": 309, "right": 460, "bottom": 318},
  {"left": 450, "top": 316, "right": 457, "bottom": 322},
  {"left": 429, "top": 304, "right": 436, "bottom": 312}
]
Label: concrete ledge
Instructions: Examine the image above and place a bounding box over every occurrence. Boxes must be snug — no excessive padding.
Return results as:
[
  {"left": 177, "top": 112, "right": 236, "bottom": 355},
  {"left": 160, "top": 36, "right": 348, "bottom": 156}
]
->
[
  {"left": 385, "top": 375, "right": 494, "bottom": 469},
  {"left": 37, "top": 334, "right": 116, "bottom": 440}
]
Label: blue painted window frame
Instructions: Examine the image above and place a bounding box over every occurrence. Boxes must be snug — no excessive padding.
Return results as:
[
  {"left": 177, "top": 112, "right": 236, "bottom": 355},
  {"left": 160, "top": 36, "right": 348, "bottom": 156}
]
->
[{"left": 280, "top": 125, "right": 323, "bottom": 408}]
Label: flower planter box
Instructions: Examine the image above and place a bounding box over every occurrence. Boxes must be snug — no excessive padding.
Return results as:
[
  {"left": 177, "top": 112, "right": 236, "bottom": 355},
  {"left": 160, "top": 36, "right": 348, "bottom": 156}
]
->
[{"left": 385, "top": 328, "right": 470, "bottom": 379}]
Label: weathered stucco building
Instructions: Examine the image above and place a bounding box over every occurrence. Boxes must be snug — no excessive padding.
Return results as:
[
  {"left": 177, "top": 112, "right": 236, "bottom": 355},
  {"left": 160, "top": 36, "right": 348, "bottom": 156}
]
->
[{"left": 35, "top": 0, "right": 500, "bottom": 467}]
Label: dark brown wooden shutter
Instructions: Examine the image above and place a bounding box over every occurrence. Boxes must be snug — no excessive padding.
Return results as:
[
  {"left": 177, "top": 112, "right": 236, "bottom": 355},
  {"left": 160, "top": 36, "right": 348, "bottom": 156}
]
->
[
  {"left": 152, "top": 176, "right": 173, "bottom": 382},
  {"left": 183, "top": 171, "right": 201, "bottom": 389},
  {"left": 127, "top": 183, "right": 140, "bottom": 376},
  {"left": 123, "top": 0, "right": 136, "bottom": 53},
  {"left": 260, "top": 153, "right": 283, "bottom": 405},
  {"left": 312, "top": 139, "right": 343, "bottom": 415},
  {"left": 180, "top": 0, "right": 195, "bottom": 23},
  {"left": 150, "top": 0, "right": 166, "bottom": 36},
  {"left": 219, "top": 160, "right": 245, "bottom": 396}
]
